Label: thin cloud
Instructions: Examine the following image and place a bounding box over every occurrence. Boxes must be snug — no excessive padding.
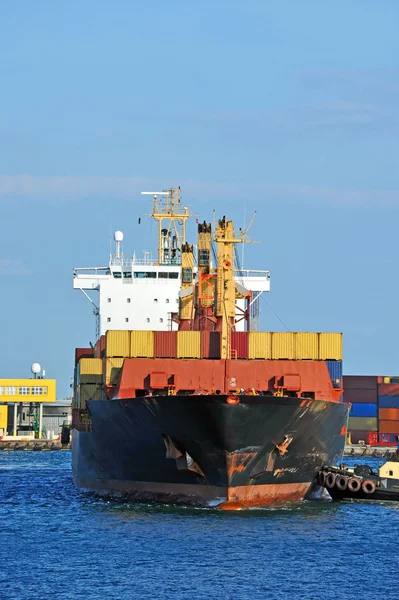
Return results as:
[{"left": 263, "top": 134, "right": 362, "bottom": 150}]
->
[
  {"left": 0, "top": 174, "right": 397, "bottom": 209},
  {"left": 0, "top": 259, "right": 32, "bottom": 276}
]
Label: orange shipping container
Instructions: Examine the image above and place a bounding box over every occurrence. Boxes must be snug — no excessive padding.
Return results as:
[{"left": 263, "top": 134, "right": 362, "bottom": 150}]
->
[
  {"left": 379, "top": 408, "right": 399, "bottom": 421},
  {"left": 379, "top": 420, "right": 399, "bottom": 435}
]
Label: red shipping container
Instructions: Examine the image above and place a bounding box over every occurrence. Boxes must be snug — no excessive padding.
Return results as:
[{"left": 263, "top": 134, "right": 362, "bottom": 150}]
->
[
  {"left": 155, "top": 331, "right": 177, "bottom": 358},
  {"left": 75, "top": 347, "right": 94, "bottom": 365},
  {"left": 378, "top": 383, "right": 399, "bottom": 396},
  {"left": 200, "top": 331, "right": 221, "bottom": 359},
  {"left": 379, "top": 408, "right": 399, "bottom": 421},
  {"left": 343, "top": 376, "right": 377, "bottom": 391},
  {"left": 379, "top": 420, "right": 399, "bottom": 435},
  {"left": 230, "top": 332, "right": 248, "bottom": 359},
  {"left": 343, "top": 389, "right": 377, "bottom": 403}
]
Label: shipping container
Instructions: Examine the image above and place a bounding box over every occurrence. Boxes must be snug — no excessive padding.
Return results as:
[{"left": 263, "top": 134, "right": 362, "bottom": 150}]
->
[
  {"left": 200, "top": 331, "right": 221, "bottom": 359},
  {"left": 379, "top": 408, "right": 399, "bottom": 421},
  {"left": 271, "top": 332, "right": 295, "bottom": 360},
  {"left": 105, "top": 330, "right": 130, "bottom": 357},
  {"left": 343, "top": 375, "right": 377, "bottom": 391},
  {"left": 378, "top": 396, "right": 399, "bottom": 409},
  {"left": 248, "top": 332, "right": 272, "bottom": 359},
  {"left": 379, "top": 433, "right": 396, "bottom": 444},
  {"left": 0, "top": 405, "right": 8, "bottom": 429},
  {"left": 131, "top": 331, "right": 154, "bottom": 358},
  {"left": 379, "top": 421, "right": 399, "bottom": 435},
  {"left": 348, "top": 430, "right": 369, "bottom": 444},
  {"left": 79, "top": 358, "right": 103, "bottom": 375},
  {"left": 343, "top": 389, "right": 377, "bottom": 403},
  {"left": 295, "top": 332, "right": 319, "bottom": 360},
  {"left": 318, "top": 333, "right": 342, "bottom": 360},
  {"left": 77, "top": 358, "right": 103, "bottom": 385},
  {"left": 382, "top": 376, "right": 399, "bottom": 384},
  {"left": 348, "top": 416, "right": 378, "bottom": 432},
  {"left": 177, "top": 331, "right": 201, "bottom": 358},
  {"left": 75, "top": 347, "right": 94, "bottom": 365},
  {"left": 378, "top": 383, "right": 399, "bottom": 396},
  {"left": 350, "top": 403, "right": 378, "bottom": 418},
  {"left": 326, "top": 360, "right": 342, "bottom": 388},
  {"left": 104, "top": 357, "right": 125, "bottom": 385},
  {"left": 76, "top": 383, "right": 102, "bottom": 410},
  {"left": 231, "top": 331, "right": 248, "bottom": 359},
  {"left": 155, "top": 331, "right": 177, "bottom": 358}
]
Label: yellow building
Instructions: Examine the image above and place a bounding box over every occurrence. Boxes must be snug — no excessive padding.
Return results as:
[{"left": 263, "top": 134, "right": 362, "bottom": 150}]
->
[{"left": 0, "top": 378, "right": 56, "bottom": 438}]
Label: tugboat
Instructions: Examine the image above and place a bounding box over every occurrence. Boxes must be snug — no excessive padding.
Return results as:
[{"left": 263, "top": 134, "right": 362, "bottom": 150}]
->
[{"left": 318, "top": 458, "right": 399, "bottom": 502}]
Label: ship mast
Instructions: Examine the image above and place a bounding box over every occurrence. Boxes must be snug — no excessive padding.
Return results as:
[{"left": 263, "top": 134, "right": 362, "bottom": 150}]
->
[
  {"left": 214, "top": 217, "right": 252, "bottom": 359},
  {"left": 141, "top": 187, "right": 192, "bottom": 265}
]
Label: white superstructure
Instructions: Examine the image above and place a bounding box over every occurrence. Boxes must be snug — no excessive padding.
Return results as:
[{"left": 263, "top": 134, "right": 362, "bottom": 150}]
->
[{"left": 73, "top": 188, "right": 271, "bottom": 338}]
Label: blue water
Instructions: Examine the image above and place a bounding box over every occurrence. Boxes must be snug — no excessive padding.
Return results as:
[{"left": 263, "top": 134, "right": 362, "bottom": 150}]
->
[{"left": 1, "top": 452, "right": 398, "bottom": 600}]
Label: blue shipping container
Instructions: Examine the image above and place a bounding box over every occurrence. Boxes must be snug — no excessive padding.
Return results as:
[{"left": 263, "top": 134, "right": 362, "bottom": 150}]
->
[
  {"left": 379, "top": 433, "right": 396, "bottom": 443},
  {"left": 350, "top": 403, "right": 378, "bottom": 417},
  {"left": 326, "top": 360, "right": 342, "bottom": 388},
  {"left": 378, "top": 396, "right": 399, "bottom": 409}
]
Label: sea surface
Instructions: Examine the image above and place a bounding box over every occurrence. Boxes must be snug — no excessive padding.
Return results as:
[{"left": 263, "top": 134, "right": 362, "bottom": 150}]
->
[{"left": 1, "top": 451, "right": 398, "bottom": 600}]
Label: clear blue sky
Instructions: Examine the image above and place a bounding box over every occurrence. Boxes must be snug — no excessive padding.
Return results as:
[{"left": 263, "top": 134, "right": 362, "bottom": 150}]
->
[{"left": 1, "top": 1, "right": 399, "bottom": 397}]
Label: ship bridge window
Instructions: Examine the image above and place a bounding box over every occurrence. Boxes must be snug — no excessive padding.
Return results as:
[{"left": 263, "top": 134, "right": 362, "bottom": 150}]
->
[
  {"left": 0, "top": 387, "right": 3, "bottom": 394},
  {"left": 127, "top": 298, "right": 131, "bottom": 303},
  {"left": 6, "top": 386, "right": 16, "bottom": 395},
  {"left": 146, "top": 318, "right": 150, "bottom": 323},
  {"left": 125, "top": 318, "right": 129, "bottom": 323},
  {"left": 107, "top": 298, "right": 111, "bottom": 303},
  {"left": 113, "top": 272, "right": 122, "bottom": 278},
  {"left": 158, "top": 272, "right": 179, "bottom": 279},
  {"left": 134, "top": 272, "right": 156, "bottom": 279},
  {"left": 123, "top": 272, "right": 132, "bottom": 278},
  {"left": 160, "top": 318, "right": 163, "bottom": 323},
  {"left": 154, "top": 299, "right": 158, "bottom": 303},
  {"left": 107, "top": 317, "right": 111, "bottom": 323},
  {"left": 390, "top": 470, "right": 394, "bottom": 476},
  {"left": 166, "top": 299, "right": 169, "bottom": 304}
]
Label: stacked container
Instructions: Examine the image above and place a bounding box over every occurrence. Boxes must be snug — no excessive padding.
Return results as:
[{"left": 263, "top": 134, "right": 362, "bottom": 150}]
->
[
  {"left": 377, "top": 377, "right": 399, "bottom": 438},
  {"left": 343, "top": 376, "right": 378, "bottom": 443}
]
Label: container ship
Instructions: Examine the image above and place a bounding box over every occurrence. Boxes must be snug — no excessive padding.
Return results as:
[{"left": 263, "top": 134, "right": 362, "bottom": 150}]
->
[{"left": 71, "top": 187, "right": 349, "bottom": 509}]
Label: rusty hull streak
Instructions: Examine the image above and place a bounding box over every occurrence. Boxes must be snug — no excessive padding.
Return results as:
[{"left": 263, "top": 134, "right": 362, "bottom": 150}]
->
[
  {"left": 226, "top": 451, "right": 257, "bottom": 479},
  {"left": 220, "top": 482, "right": 311, "bottom": 509}
]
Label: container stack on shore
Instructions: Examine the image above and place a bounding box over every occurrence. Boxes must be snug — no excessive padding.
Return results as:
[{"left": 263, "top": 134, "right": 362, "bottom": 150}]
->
[
  {"left": 344, "top": 375, "right": 398, "bottom": 445},
  {"left": 377, "top": 377, "right": 399, "bottom": 441}
]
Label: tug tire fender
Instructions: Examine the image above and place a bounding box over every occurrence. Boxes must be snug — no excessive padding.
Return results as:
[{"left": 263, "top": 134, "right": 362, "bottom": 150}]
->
[
  {"left": 362, "top": 479, "right": 376, "bottom": 495},
  {"left": 347, "top": 477, "right": 361, "bottom": 493},
  {"left": 325, "top": 472, "right": 336, "bottom": 489},
  {"left": 335, "top": 475, "right": 348, "bottom": 491},
  {"left": 318, "top": 471, "right": 326, "bottom": 486}
]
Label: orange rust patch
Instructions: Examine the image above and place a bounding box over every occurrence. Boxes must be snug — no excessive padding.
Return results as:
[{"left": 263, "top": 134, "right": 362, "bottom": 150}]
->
[
  {"left": 226, "top": 452, "right": 256, "bottom": 479},
  {"left": 225, "top": 482, "right": 311, "bottom": 508}
]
